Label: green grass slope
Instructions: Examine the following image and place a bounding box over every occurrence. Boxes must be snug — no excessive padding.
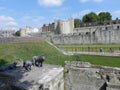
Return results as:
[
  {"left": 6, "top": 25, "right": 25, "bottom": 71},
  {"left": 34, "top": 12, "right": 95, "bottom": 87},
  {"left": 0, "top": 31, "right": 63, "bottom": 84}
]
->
[
  {"left": 0, "top": 41, "right": 120, "bottom": 68},
  {"left": 0, "top": 41, "right": 73, "bottom": 66}
]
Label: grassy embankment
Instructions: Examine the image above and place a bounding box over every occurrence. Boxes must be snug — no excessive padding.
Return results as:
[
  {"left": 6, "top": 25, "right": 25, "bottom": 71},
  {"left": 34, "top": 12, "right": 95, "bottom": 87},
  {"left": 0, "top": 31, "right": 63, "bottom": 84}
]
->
[
  {"left": 0, "top": 41, "right": 74, "bottom": 66},
  {"left": 0, "top": 41, "right": 120, "bottom": 67}
]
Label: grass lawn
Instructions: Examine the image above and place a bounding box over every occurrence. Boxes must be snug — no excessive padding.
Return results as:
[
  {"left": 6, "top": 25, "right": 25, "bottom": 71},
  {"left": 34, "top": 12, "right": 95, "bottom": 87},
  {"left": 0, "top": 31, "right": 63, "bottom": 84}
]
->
[
  {"left": 80, "top": 55, "right": 120, "bottom": 68},
  {"left": 0, "top": 41, "right": 74, "bottom": 66},
  {"left": 0, "top": 41, "right": 120, "bottom": 68},
  {"left": 58, "top": 44, "right": 120, "bottom": 52}
]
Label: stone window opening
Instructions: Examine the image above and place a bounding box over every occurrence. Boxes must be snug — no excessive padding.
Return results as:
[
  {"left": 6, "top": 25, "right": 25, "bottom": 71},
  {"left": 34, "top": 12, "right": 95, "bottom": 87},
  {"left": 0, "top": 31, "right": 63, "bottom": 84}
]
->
[
  {"left": 113, "top": 22, "right": 116, "bottom": 24},
  {"left": 86, "top": 32, "right": 90, "bottom": 35},
  {"left": 105, "top": 27, "right": 108, "bottom": 30},
  {"left": 107, "top": 22, "right": 110, "bottom": 25},
  {"left": 117, "top": 26, "right": 120, "bottom": 29},
  {"left": 118, "top": 78, "right": 120, "bottom": 82},
  {"left": 93, "top": 31, "right": 95, "bottom": 34}
]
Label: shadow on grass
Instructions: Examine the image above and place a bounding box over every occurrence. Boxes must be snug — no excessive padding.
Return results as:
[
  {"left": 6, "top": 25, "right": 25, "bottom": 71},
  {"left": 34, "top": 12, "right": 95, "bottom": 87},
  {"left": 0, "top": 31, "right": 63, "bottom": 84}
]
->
[{"left": 0, "top": 59, "right": 8, "bottom": 66}]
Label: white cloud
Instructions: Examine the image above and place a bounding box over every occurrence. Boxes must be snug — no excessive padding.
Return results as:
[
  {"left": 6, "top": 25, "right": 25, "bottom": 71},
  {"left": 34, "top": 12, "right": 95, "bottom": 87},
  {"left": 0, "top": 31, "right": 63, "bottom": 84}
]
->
[
  {"left": 38, "top": 0, "right": 64, "bottom": 7},
  {"left": 0, "top": 16, "right": 18, "bottom": 29},
  {"left": 6, "top": 22, "right": 18, "bottom": 26},
  {"left": 79, "top": 0, "right": 89, "bottom": 3},
  {"left": 79, "top": 0, "right": 103, "bottom": 3}
]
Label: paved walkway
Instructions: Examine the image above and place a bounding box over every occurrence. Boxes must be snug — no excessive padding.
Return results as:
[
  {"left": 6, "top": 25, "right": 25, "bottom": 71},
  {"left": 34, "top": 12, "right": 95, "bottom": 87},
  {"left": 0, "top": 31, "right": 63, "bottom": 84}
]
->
[{"left": 47, "top": 41, "right": 120, "bottom": 57}]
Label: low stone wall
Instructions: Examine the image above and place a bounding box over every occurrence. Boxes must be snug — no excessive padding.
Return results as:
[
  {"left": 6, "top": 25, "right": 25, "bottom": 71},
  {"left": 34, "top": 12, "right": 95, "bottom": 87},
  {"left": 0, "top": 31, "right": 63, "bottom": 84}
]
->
[
  {"left": 38, "top": 68, "right": 64, "bottom": 90},
  {"left": 64, "top": 61, "right": 120, "bottom": 90},
  {"left": 0, "top": 37, "right": 43, "bottom": 43}
]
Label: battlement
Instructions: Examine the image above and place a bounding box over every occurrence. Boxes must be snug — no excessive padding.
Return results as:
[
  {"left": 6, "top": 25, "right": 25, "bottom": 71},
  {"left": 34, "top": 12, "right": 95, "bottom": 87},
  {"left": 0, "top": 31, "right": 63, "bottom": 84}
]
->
[{"left": 78, "top": 19, "right": 120, "bottom": 27}]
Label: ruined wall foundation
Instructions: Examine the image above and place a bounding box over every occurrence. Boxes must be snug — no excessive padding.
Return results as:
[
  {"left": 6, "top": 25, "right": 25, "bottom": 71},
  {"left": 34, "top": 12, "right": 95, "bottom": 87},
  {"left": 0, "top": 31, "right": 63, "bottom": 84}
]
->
[{"left": 64, "top": 61, "right": 120, "bottom": 90}]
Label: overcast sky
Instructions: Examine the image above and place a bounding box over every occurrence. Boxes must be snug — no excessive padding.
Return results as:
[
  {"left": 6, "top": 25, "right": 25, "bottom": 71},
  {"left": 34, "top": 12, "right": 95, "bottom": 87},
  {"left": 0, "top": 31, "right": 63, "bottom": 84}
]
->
[{"left": 0, "top": 0, "right": 120, "bottom": 30}]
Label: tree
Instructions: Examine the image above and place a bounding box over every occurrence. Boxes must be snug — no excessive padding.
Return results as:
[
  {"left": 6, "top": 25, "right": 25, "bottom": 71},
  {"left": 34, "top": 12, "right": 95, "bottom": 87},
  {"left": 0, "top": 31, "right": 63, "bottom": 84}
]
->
[
  {"left": 98, "top": 12, "right": 112, "bottom": 22},
  {"left": 14, "top": 30, "right": 20, "bottom": 36},
  {"left": 82, "top": 12, "right": 99, "bottom": 23},
  {"left": 74, "top": 18, "right": 81, "bottom": 28}
]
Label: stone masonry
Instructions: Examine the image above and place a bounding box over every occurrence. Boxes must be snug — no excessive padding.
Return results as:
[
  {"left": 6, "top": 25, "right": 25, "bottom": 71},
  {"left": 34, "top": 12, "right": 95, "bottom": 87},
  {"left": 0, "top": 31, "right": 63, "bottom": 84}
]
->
[
  {"left": 51, "top": 24, "right": 120, "bottom": 44},
  {"left": 0, "top": 64, "right": 64, "bottom": 90},
  {"left": 64, "top": 61, "right": 120, "bottom": 90}
]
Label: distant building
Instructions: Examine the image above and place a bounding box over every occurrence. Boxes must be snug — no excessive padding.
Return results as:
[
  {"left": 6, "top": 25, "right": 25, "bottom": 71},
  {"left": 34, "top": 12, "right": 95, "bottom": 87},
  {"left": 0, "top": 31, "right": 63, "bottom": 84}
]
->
[
  {"left": 42, "top": 23, "right": 55, "bottom": 34},
  {"left": 20, "top": 26, "right": 41, "bottom": 37},
  {"left": 40, "top": 18, "right": 74, "bottom": 35},
  {"left": 0, "top": 29, "right": 15, "bottom": 37},
  {"left": 20, "top": 26, "right": 33, "bottom": 37}
]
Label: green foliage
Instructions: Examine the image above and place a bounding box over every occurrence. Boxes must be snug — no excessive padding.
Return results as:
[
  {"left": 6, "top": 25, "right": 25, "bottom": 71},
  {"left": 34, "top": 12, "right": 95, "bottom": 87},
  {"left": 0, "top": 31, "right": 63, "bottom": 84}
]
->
[
  {"left": 98, "top": 12, "right": 112, "bottom": 22},
  {"left": 14, "top": 30, "right": 20, "bottom": 36},
  {"left": 82, "top": 12, "right": 99, "bottom": 23},
  {"left": 81, "top": 11, "right": 112, "bottom": 23},
  {"left": 74, "top": 18, "right": 81, "bottom": 28}
]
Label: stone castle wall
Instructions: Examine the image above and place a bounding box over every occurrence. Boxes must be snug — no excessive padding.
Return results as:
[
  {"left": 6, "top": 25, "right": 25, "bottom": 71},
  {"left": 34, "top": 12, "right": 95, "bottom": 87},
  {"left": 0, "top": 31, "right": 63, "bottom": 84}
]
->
[{"left": 50, "top": 24, "right": 120, "bottom": 44}]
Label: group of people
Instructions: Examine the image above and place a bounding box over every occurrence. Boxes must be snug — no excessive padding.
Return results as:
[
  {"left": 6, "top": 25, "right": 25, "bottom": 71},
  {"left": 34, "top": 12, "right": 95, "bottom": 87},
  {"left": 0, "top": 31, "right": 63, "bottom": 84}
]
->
[{"left": 23, "top": 55, "right": 46, "bottom": 71}]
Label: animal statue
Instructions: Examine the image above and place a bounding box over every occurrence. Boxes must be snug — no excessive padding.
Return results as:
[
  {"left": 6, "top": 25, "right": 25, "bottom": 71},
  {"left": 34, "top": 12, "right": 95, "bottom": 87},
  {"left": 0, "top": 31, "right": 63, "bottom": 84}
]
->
[
  {"left": 32, "top": 56, "right": 38, "bottom": 66},
  {"left": 32, "top": 55, "right": 45, "bottom": 67},
  {"left": 23, "top": 60, "right": 32, "bottom": 71}
]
